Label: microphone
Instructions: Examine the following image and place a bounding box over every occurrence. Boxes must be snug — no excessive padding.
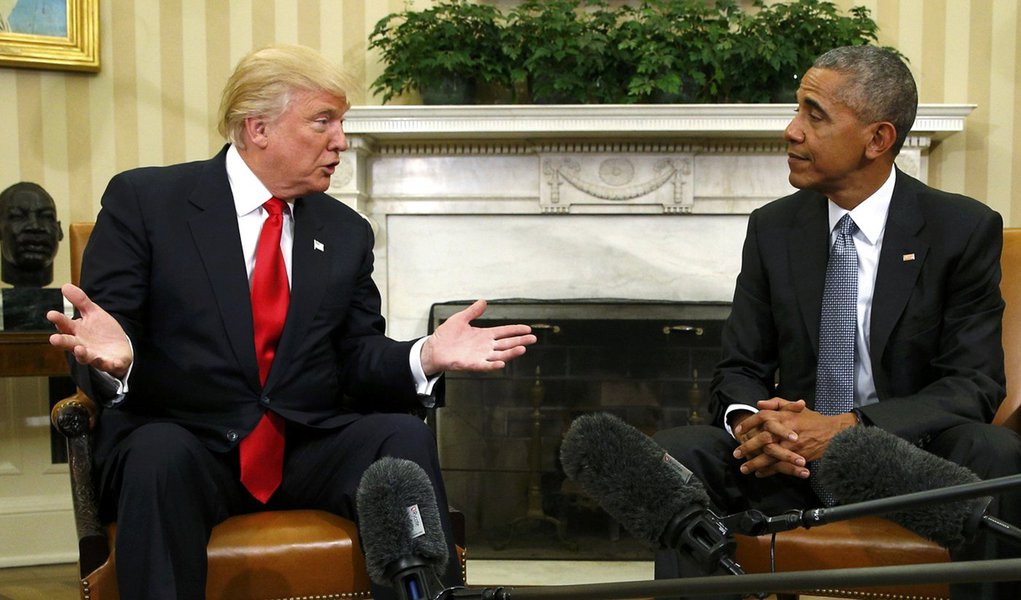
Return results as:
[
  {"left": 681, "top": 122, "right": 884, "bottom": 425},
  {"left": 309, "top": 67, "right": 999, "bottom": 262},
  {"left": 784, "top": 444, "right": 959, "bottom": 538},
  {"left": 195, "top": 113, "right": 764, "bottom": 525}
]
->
[
  {"left": 356, "top": 456, "right": 449, "bottom": 600},
  {"left": 817, "top": 425, "right": 996, "bottom": 549},
  {"left": 559, "top": 412, "right": 745, "bottom": 578}
]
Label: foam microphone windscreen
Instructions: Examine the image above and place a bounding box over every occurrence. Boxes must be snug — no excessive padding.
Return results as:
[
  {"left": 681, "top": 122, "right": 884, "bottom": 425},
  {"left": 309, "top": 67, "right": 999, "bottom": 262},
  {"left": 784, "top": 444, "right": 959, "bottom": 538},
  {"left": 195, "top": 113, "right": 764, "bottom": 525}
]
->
[
  {"left": 356, "top": 456, "right": 449, "bottom": 585},
  {"left": 560, "top": 412, "right": 711, "bottom": 547},
  {"left": 817, "top": 426, "right": 988, "bottom": 549}
]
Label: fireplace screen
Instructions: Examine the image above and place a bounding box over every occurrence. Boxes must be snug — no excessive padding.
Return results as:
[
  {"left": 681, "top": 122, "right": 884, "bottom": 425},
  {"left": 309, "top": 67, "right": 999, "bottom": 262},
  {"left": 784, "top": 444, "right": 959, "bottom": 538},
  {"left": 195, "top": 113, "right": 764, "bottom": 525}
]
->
[{"left": 429, "top": 299, "right": 730, "bottom": 560}]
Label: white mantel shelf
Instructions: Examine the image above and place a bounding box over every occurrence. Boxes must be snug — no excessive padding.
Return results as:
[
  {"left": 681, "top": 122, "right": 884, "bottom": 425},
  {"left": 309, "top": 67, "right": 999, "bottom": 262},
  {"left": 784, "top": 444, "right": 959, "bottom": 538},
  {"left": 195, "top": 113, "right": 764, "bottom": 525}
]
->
[{"left": 344, "top": 103, "right": 975, "bottom": 141}]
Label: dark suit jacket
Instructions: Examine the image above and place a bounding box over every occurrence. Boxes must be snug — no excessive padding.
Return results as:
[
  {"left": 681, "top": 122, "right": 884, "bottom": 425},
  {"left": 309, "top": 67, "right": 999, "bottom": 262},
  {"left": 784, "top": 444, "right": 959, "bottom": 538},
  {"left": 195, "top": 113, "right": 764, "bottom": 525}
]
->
[
  {"left": 74, "top": 146, "right": 434, "bottom": 463},
  {"left": 710, "top": 169, "right": 1005, "bottom": 447}
]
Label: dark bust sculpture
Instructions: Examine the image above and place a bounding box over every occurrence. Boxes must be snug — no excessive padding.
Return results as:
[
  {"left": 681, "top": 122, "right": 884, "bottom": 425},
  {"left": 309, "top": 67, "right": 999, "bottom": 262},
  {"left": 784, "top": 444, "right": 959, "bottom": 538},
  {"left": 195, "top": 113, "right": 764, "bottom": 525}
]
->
[
  {"left": 0, "top": 182, "right": 65, "bottom": 330},
  {"left": 0, "top": 181, "right": 64, "bottom": 287}
]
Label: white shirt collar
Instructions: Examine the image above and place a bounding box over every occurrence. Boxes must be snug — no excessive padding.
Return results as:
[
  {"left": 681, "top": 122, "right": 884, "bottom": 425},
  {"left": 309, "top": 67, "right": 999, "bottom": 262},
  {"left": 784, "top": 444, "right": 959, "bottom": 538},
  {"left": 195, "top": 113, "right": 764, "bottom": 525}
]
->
[
  {"left": 225, "top": 145, "right": 287, "bottom": 217},
  {"left": 827, "top": 165, "right": 896, "bottom": 245}
]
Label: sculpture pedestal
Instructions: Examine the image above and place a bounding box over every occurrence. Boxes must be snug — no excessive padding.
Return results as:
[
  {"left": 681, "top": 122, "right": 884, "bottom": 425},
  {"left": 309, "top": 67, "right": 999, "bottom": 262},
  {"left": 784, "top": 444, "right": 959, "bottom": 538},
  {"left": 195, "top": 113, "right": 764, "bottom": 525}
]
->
[{"left": 1, "top": 288, "right": 64, "bottom": 332}]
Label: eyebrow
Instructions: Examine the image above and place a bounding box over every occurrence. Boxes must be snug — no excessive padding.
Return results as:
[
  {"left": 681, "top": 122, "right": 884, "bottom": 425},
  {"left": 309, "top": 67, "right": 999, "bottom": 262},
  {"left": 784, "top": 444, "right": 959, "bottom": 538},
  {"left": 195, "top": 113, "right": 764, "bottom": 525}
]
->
[{"left": 801, "top": 96, "right": 829, "bottom": 119}]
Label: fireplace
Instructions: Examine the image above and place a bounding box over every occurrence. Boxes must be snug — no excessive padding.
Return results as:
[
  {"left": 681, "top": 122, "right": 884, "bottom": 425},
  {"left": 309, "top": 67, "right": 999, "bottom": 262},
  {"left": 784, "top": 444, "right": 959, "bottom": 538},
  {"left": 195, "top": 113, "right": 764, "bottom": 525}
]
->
[{"left": 328, "top": 104, "right": 971, "bottom": 558}]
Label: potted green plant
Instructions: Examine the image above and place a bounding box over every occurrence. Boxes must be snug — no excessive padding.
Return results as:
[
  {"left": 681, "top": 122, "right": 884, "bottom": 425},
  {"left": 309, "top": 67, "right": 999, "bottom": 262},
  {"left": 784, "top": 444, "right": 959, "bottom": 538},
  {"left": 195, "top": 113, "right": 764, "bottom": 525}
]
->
[
  {"left": 617, "top": 0, "right": 740, "bottom": 103},
  {"left": 367, "top": 0, "right": 894, "bottom": 106},
  {"left": 501, "top": 0, "right": 627, "bottom": 104},
  {"left": 733, "top": 0, "right": 881, "bottom": 103},
  {"left": 368, "top": 0, "right": 508, "bottom": 104}
]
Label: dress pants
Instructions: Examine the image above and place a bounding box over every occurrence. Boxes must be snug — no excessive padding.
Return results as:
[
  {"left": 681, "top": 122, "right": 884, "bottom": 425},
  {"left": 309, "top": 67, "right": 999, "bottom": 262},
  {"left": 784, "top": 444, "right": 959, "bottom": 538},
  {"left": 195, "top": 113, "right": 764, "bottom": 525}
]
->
[
  {"left": 651, "top": 423, "right": 1021, "bottom": 600},
  {"left": 95, "top": 413, "right": 461, "bottom": 600}
]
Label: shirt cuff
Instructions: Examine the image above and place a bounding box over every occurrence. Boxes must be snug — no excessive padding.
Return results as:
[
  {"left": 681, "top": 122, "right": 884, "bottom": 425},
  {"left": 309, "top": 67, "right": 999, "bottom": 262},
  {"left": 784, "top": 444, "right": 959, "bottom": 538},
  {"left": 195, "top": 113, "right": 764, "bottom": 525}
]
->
[
  {"left": 94, "top": 335, "right": 134, "bottom": 407},
  {"left": 723, "top": 403, "right": 758, "bottom": 439},
  {"left": 410, "top": 336, "right": 440, "bottom": 405}
]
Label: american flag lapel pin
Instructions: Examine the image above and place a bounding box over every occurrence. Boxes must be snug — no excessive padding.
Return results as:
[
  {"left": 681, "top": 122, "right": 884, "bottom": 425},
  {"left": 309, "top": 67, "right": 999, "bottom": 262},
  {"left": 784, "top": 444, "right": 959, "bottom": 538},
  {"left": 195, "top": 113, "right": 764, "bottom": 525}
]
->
[
  {"left": 902, "top": 252, "right": 915, "bottom": 262},
  {"left": 314, "top": 239, "right": 325, "bottom": 252}
]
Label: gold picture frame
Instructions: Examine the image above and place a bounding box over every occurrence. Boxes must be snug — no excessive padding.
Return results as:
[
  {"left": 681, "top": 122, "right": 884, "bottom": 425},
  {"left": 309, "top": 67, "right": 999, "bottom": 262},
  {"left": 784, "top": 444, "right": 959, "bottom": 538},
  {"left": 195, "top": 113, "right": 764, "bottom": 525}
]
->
[{"left": 0, "top": 0, "right": 99, "bottom": 72}]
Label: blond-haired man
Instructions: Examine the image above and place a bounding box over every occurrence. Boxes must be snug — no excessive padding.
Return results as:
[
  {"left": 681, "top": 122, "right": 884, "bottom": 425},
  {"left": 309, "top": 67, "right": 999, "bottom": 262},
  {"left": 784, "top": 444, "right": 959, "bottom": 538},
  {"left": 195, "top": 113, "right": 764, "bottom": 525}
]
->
[{"left": 48, "top": 45, "right": 536, "bottom": 600}]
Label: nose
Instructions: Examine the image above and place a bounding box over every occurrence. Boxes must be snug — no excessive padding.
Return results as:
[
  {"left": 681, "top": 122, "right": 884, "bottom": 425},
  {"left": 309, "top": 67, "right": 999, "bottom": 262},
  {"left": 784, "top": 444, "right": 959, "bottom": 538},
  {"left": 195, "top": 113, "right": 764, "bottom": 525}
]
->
[
  {"left": 24, "top": 211, "right": 44, "bottom": 229},
  {"left": 784, "top": 115, "right": 803, "bottom": 145},
  {"left": 329, "top": 122, "right": 348, "bottom": 153}
]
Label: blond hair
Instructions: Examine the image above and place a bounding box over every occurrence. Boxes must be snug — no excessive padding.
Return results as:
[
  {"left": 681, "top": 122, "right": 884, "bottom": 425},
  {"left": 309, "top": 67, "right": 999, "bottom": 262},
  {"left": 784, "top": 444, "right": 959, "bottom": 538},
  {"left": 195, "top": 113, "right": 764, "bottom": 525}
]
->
[{"left": 217, "top": 45, "right": 352, "bottom": 148}]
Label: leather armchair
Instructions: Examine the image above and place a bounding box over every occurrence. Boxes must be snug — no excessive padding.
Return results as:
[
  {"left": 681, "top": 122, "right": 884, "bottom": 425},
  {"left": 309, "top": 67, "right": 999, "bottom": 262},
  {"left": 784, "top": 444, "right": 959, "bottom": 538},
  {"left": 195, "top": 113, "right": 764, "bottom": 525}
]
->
[
  {"left": 51, "top": 222, "right": 465, "bottom": 600},
  {"left": 733, "top": 227, "right": 1021, "bottom": 600}
]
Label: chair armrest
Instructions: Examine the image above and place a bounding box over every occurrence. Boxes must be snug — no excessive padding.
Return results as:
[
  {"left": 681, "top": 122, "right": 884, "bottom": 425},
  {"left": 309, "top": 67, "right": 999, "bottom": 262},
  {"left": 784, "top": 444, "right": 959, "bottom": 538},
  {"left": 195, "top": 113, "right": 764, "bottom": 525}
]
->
[
  {"left": 51, "top": 390, "right": 109, "bottom": 578},
  {"left": 51, "top": 390, "right": 98, "bottom": 435}
]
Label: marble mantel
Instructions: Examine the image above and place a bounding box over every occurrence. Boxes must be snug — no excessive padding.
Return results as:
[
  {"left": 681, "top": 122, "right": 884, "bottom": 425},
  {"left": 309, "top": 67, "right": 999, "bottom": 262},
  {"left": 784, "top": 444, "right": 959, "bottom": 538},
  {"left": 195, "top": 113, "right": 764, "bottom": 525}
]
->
[
  {"left": 328, "top": 104, "right": 973, "bottom": 340},
  {"left": 340, "top": 103, "right": 973, "bottom": 140}
]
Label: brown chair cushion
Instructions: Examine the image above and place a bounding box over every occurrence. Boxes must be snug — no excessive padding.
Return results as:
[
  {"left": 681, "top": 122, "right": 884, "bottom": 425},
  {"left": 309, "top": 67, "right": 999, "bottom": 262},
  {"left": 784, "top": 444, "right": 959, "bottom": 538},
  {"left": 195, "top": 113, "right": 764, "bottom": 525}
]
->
[
  {"left": 735, "top": 516, "right": 950, "bottom": 599},
  {"left": 81, "top": 509, "right": 466, "bottom": 600},
  {"left": 84, "top": 510, "right": 372, "bottom": 600},
  {"left": 206, "top": 510, "right": 372, "bottom": 599}
]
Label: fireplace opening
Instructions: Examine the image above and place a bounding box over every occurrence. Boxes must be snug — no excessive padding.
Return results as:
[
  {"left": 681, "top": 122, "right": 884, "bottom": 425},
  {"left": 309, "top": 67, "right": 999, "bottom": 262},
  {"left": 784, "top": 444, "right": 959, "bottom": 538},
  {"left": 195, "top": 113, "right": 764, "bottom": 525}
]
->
[{"left": 429, "top": 299, "right": 730, "bottom": 560}]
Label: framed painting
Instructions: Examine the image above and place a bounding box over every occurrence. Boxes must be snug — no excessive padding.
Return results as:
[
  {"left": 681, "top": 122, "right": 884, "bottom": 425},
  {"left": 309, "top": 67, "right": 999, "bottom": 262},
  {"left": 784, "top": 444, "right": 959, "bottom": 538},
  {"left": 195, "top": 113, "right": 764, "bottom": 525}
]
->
[{"left": 0, "top": 0, "right": 99, "bottom": 72}]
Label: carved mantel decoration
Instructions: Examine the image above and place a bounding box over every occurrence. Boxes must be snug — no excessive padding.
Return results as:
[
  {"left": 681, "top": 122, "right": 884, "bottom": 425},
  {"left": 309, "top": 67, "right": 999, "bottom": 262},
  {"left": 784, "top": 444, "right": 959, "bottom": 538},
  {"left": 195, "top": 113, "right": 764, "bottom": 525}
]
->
[{"left": 541, "top": 153, "right": 694, "bottom": 214}]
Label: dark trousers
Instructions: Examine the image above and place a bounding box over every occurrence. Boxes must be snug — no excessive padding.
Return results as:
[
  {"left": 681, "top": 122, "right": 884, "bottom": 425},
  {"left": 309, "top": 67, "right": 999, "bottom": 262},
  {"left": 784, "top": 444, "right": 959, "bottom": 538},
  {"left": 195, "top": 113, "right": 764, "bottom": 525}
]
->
[
  {"left": 96, "top": 413, "right": 461, "bottom": 600},
  {"left": 651, "top": 423, "right": 1021, "bottom": 600}
]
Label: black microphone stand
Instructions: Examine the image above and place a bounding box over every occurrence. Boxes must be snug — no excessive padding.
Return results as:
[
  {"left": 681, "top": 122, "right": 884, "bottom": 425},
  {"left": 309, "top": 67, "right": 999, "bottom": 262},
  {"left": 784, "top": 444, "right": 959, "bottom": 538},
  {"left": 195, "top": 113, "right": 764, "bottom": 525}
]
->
[
  {"left": 432, "top": 558, "right": 1021, "bottom": 599},
  {"left": 384, "top": 555, "right": 447, "bottom": 600},
  {"left": 721, "top": 472, "right": 1021, "bottom": 547},
  {"left": 662, "top": 505, "right": 744, "bottom": 576}
]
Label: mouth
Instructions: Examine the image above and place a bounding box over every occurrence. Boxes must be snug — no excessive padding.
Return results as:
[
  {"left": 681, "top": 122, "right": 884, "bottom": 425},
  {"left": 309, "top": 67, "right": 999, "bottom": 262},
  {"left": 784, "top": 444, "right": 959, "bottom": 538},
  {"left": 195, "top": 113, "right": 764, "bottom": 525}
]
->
[
  {"left": 322, "top": 161, "right": 339, "bottom": 175},
  {"left": 17, "top": 238, "right": 55, "bottom": 255},
  {"left": 787, "top": 152, "right": 810, "bottom": 165}
]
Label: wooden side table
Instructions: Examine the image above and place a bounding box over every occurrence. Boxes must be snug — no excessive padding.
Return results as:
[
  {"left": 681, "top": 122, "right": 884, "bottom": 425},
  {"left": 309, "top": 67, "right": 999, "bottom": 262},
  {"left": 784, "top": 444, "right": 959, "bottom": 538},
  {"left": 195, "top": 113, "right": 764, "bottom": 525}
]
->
[{"left": 0, "top": 332, "right": 68, "bottom": 377}]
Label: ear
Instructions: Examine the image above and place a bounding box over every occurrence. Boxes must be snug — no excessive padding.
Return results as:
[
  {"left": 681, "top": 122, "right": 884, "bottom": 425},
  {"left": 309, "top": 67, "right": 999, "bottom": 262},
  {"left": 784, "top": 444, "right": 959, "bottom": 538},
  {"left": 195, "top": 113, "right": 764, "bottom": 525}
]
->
[
  {"left": 243, "top": 116, "right": 271, "bottom": 149},
  {"left": 864, "top": 121, "right": 898, "bottom": 159}
]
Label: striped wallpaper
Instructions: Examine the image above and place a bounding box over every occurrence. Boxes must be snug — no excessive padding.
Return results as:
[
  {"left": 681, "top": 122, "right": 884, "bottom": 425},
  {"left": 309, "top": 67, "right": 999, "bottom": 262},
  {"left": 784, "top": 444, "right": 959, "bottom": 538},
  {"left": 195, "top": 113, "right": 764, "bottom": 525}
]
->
[{"left": 0, "top": 0, "right": 1019, "bottom": 286}]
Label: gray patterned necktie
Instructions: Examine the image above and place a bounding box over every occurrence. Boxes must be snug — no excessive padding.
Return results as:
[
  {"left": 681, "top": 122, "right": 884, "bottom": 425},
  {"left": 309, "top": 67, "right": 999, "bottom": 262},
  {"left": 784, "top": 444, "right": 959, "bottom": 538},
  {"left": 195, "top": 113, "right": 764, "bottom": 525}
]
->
[{"left": 811, "top": 214, "right": 858, "bottom": 505}]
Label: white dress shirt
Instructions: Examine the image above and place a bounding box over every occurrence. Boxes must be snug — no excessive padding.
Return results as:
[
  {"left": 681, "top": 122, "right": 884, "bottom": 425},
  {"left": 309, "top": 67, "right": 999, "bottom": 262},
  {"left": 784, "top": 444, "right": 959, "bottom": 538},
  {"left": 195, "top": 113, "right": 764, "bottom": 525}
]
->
[{"left": 724, "top": 166, "right": 896, "bottom": 435}]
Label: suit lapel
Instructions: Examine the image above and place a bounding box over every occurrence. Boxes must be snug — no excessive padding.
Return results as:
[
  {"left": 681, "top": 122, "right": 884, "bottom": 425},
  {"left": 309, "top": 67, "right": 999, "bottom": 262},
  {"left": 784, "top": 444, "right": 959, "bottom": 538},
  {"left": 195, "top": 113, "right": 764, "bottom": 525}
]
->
[
  {"left": 269, "top": 197, "right": 330, "bottom": 387},
  {"left": 186, "top": 150, "right": 262, "bottom": 393},
  {"left": 871, "top": 171, "right": 927, "bottom": 362},
  {"left": 790, "top": 193, "right": 830, "bottom": 354}
]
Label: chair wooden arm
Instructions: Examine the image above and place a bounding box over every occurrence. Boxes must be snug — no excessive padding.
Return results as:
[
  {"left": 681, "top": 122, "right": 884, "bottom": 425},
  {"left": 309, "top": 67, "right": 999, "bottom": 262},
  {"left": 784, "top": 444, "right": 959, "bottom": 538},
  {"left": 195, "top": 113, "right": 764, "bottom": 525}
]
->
[
  {"left": 51, "top": 390, "right": 109, "bottom": 578},
  {"left": 51, "top": 389, "right": 98, "bottom": 435}
]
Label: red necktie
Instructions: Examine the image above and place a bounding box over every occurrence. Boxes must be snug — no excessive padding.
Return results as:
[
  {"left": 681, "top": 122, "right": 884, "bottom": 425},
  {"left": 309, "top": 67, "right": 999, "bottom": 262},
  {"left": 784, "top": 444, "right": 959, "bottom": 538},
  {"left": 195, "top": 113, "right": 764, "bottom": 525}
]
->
[{"left": 240, "top": 197, "right": 289, "bottom": 503}]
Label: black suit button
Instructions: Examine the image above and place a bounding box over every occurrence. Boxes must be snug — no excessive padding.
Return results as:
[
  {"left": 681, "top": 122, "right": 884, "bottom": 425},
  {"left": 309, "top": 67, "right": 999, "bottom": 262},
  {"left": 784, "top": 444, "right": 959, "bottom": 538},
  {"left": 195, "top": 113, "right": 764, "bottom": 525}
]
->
[
  {"left": 226, "top": 430, "right": 239, "bottom": 442},
  {"left": 261, "top": 396, "right": 271, "bottom": 405}
]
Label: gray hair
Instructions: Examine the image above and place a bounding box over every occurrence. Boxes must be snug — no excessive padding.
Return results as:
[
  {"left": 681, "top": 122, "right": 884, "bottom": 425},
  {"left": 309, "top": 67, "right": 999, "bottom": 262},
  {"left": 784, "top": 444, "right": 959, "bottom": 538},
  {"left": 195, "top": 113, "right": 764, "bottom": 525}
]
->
[
  {"left": 217, "top": 45, "right": 352, "bottom": 149},
  {"left": 813, "top": 45, "right": 917, "bottom": 156}
]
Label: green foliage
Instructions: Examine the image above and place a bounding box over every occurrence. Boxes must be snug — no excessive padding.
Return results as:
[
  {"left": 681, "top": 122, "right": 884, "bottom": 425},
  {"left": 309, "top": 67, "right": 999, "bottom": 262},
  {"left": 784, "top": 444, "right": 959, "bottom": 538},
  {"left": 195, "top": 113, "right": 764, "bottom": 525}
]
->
[
  {"left": 617, "top": 0, "right": 742, "bottom": 103},
  {"left": 501, "top": 0, "right": 628, "bottom": 104},
  {"left": 368, "top": 0, "right": 894, "bottom": 105},
  {"left": 731, "top": 0, "right": 882, "bottom": 102},
  {"left": 368, "top": 0, "right": 508, "bottom": 103}
]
